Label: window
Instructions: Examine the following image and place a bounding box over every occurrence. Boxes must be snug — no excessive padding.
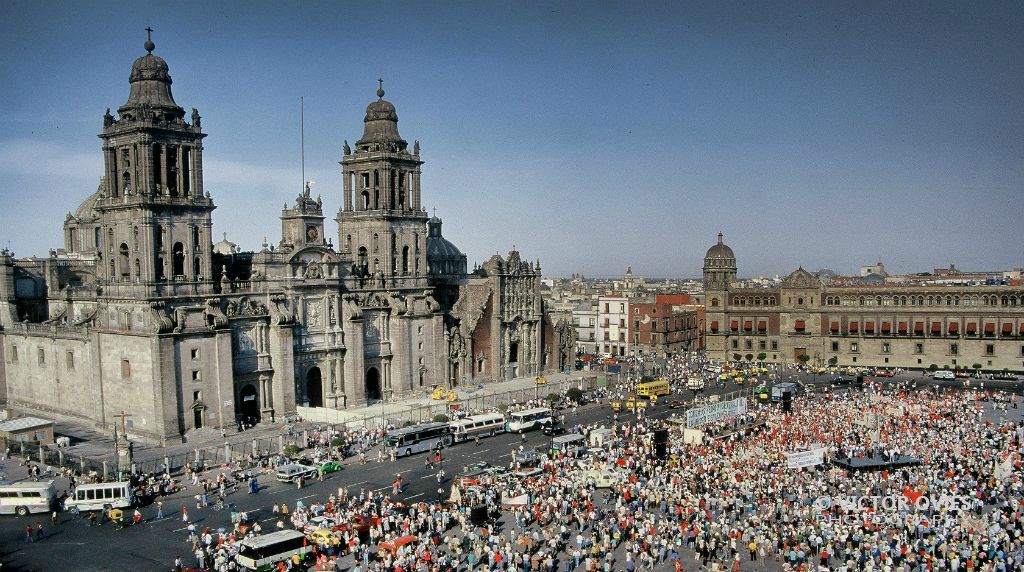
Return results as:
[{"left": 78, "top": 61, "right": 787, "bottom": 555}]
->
[
  {"left": 850, "top": 343, "right": 859, "bottom": 353},
  {"left": 770, "top": 341, "right": 778, "bottom": 350},
  {"left": 831, "top": 342, "right": 839, "bottom": 352},
  {"left": 10, "top": 345, "right": 17, "bottom": 364},
  {"left": 190, "top": 348, "right": 200, "bottom": 360},
  {"left": 121, "top": 359, "right": 131, "bottom": 379},
  {"left": 191, "top": 370, "right": 201, "bottom": 382},
  {"left": 985, "top": 344, "right": 994, "bottom": 356},
  {"left": 881, "top": 343, "right": 890, "bottom": 354},
  {"left": 914, "top": 343, "right": 924, "bottom": 354},
  {"left": 193, "top": 390, "right": 201, "bottom": 402},
  {"left": 744, "top": 340, "right": 752, "bottom": 350},
  {"left": 949, "top": 344, "right": 958, "bottom": 356},
  {"left": 66, "top": 351, "right": 75, "bottom": 370},
  {"left": 731, "top": 340, "right": 738, "bottom": 349},
  {"left": 619, "top": 303, "right": 624, "bottom": 313},
  {"left": 758, "top": 340, "right": 766, "bottom": 350},
  {"left": 37, "top": 347, "right": 45, "bottom": 366}
]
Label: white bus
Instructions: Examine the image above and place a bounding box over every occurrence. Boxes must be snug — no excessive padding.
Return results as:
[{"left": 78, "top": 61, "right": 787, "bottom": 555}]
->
[
  {"left": 385, "top": 422, "right": 454, "bottom": 457},
  {"left": 236, "top": 529, "right": 312, "bottom": 570},
  {"left": 506, "top": 407, "right": 553, "bottom": 433},
  {"left": 449, "top": 413, "right": 506, "bottom": 442},
  {"left": 64, "top": 481, "right": 134, "bottom": 512},
  {"left": 550, "top": 433, "right": 586, "bottom": 456},
  {"left": 0, "top": 480, "right": 57, "bottom": 516}
]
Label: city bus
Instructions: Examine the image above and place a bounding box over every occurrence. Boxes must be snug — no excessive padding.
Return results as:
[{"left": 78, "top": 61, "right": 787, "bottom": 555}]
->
[
  {"left": 385, "top": 422, "right": 454, "bottom": 457},
  {"left": 64, "top": 481, "right": 134, "bottom": 512},
  {"left": 550, "top": 434, "right": 586, "bottom": 456},
  {"left": 506, "top": 407, "right": 553, "bottom": 433},
  {"left": 0, "top": 480, "right": 58, "bottom": 516},
  {"left": 637, "top": 379, "right": 671, "bottom": 398},
  {"left": 449, "top": 412, "right": 506, "bottom": 443},
  {"left": 236, "top": 529, "right": 312, "bottom": 570}
]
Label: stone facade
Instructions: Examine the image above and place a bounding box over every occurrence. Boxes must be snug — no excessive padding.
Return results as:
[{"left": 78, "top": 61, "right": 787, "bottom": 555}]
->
[
  {"left": 0, "top": 38, "right": 572, "bottom": 444},
  {"left": 703, "top": 235, "right": 1024, "bottom": 372}
]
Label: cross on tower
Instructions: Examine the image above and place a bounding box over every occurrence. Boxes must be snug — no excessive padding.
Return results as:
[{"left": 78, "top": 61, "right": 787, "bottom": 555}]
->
[
  {"left": 145, "top": 26, "right": 153, "bottom": 41},
  {"left": 113, "top": 410, "right": 133, "bottom": 438},
  {"left": 378, "top": 78, "right": 383, "bottom": 90}
]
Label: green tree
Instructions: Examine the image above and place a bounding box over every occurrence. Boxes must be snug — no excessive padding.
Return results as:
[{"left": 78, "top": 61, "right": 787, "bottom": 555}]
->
[
  {"left": 798, "top": 354, "right": 810, "bottom": 365},
  {"left": 432, "top": 414, "right": 450, "bottom": 423},
  {"left": 566, "top": 387, "right": 583, "bottom": 402},
  {"left": 971, "top": 363, "right": 982, "bottom": 370},
  {"left": 283, "top": 444, "right": 302, "bottom": 458},
  {"left": 745, "top": 353, "right": 754, "bottom": 361},
  {"left": 756, "top": 353, "right": 767, "bottom": 361},
  {"left": 733, "top": 353, "right": 742, "bottom": 361},
  {"left": 828, "top": 356, "right": 838, "bottom": 366}
]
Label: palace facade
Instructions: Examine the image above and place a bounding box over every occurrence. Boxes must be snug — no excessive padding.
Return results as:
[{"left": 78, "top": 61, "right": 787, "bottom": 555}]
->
[
  {"left": 0, "top": 37, "right": 575, "bottom": 444},
  {"left": 703, "top": 234, "right": 1024, "bottom": 372}
]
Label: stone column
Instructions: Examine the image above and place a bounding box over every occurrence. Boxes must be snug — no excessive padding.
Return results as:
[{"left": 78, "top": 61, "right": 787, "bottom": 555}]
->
[
  {"left": 193, "top": 144, "right": 205, "bottom": 198},
  {"left": 342, "top": 167, "right": 352, "bottom": 211},
  {"left": 159, "top": 144, "right": 168, "bottom": 192},
  {"left": 412, "top": 171, "right": 421, "bottom": 210}
]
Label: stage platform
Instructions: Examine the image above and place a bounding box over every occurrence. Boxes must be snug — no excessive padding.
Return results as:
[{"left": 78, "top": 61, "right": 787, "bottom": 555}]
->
[{"left": 833, "top": 454, "right": 923, "bottom": 471}]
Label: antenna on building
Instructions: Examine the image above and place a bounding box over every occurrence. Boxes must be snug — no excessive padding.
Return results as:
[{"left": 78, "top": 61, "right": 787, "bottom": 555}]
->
[{"left": 300, "top": 96, "right": 305, "bottom": 192}]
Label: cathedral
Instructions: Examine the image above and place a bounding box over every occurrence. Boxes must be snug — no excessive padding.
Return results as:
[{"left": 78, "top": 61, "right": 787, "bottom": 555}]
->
[{"left": 0, "top": 36, "right": 575, "bottom": 444}]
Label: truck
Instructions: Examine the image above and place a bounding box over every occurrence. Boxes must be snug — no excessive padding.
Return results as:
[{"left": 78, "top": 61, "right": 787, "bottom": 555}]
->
[{"left": 771, "top": 382, "right": 801, "bottom": 402}]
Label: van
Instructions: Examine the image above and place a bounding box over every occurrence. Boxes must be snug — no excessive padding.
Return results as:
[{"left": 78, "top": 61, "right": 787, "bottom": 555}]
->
[
  {"left": 276, "top": 464, "right": 319, "bottom": 483},
  {"left": 0, "top": 480, "right": 57, "bottom": 515},
  {"left": 931, "top": 370, "right": 955, "bottom": 380},
  {"left": 65, "top": 481, "right": 133, "bottom": 512}
]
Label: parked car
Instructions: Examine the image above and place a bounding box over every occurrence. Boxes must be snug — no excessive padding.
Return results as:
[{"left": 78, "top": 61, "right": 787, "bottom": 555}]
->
[{"left": 542, "top": 421, "right": 566, "bottom": 436}]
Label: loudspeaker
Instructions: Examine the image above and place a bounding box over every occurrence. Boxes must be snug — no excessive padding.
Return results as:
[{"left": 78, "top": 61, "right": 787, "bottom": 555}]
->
[
  {"left": 470, "top": 504, "right": 488, "bottom": 526},
  {"left": 782, "top": 391, "right": 792, "bottom": 412},
  {"left": 654, "top": 429, "right": 669, "bottom": 459}
]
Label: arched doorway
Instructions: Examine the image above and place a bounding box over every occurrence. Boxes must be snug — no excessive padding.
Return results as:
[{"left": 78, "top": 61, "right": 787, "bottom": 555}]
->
[
  {"left": 239, "top": 384, "right": 260, "bottom": 424},
  {"left": 306, "top": 367, "right": 323, "bottom": 408},
  {"left": 365, "top": 367, "right": 381, "bottom": 401}
]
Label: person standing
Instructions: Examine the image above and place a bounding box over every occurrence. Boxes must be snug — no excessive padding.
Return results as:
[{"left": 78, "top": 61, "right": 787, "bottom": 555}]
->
[
  {"left": 24, "top": 524, "right": 33, "bottom": 543},
  {"left": 156, "top": 500, "right": 164, "bottom": 520},
  {"left": 35, "top": 521, "right": 44, "bottom": 542}
]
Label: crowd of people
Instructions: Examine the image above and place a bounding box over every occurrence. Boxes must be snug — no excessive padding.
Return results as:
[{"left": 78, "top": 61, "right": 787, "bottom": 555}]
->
[{"left": 163, "top": 354, "right": 1023, "bottom": 572}]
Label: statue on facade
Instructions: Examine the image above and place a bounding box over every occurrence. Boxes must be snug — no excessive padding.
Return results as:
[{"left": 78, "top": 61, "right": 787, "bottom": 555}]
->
[
  {"left": 104, "top": 108, "right": 114, "bottom": 127},
  {"left": 191, "top": 107, "right": 201, "bottom": 128},
  {"left": 343, "top": 140, "right": 351, "bottom": 155}
]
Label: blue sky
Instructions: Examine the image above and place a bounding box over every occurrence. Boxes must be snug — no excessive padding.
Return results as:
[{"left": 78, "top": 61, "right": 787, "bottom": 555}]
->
[{"left": 1, "top": 1, "right": 1021, "bottom": 278}]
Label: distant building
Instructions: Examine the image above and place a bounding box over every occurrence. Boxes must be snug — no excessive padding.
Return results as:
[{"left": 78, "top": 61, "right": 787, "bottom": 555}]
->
[
  {"left": 860, "top": 262, "right": 888, "bottom": 277},
  {"left": 704, "top": 234, "right": 1024, "bottom": 371}
]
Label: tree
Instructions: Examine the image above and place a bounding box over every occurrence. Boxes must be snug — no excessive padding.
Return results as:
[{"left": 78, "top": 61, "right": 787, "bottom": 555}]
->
[
  {"left": 928, "top": 364, "right": 938, "bottom": 370},
  {"left": 756, "top": 353, "right": 767, "bottom": 361},
  {"left": 566, "top": 387, "right": 583, "bottom": 402},
  {"left": 745, "top": 353, "right": 754, "bottom": 362},
  {"left": 733, "top": 353, "right": 742, "bottom": 361},
  {"left": 432, "top": 414, "right": 450, "bottom": 423},
  {"left": 797, "top": 354, "right": 810, "bottom": 365},
  {"left": 971, "top": 363, "right": 982, "bottom": 370},
  {"left": 828, "top": 356, "right": 838, "bottom": 366},
  {"left": 547, "top": 392, "right": 560, "bottom": 403},
  {"left": 283, "top": 444, "right": 302, "bottom": 458}
]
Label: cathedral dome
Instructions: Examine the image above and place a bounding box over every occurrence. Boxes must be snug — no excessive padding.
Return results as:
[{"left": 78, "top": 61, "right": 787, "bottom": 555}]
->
[
  {"left": 704, "top": 232, "right": 735, "bottom": 260},
  {"left": 72, "top": 191, "right": 100, "bottom": 221}
]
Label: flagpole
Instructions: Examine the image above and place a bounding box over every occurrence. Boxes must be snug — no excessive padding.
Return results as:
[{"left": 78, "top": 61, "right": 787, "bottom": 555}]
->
[{"left": 301, "top": 96, "right": 305, "bottom": 190}]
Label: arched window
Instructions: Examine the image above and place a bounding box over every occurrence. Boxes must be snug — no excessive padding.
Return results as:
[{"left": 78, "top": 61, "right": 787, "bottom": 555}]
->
[
  {"left": 134, "top": 259, "right": 140, "bottom": 278},
  {"left": 372, "top": 234, "right": 379, "bottom": 253},
  {"left": 193, "top": 256, "right": 201, "bottom": 278},
  {"left": 172, "top": 242, "right": 185, "bottom": 276},
  {"left": 859, "top": 296, "right": 865, "bottom": 306},
  {"left": 107, "top": 228, "right": 114, "bottom": 252},
  {"left": 710, "top": 298, "right": 719, "bottom": 308},
  {"left": 119, "top": 243, "right": 130, "bottom": 277},
  {"left": 345, "top": 235, "right": 352, "bottom": 252},
  {"left": 95, "top": 227, "right": 101, "bottom": 249},
  {"left": 361, "top": 191, "right": 370, "bottom": 210},
  {"left": 357, "top": 246, "right": 368, "bottom": 270},
  {"left": 401, "top": 245, "right": 409, "bottom": 275}
]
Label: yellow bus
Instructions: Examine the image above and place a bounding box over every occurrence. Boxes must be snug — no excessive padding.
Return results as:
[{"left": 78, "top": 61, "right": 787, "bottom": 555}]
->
[{"left": 637, "top": 379, "right": 670, "bottom": 398}]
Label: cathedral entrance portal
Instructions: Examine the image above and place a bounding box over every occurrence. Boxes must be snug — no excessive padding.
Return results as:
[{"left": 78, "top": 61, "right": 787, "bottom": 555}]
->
[
  {"left": 508, "top": 341, "right": 519, "bottom": 378},
  {"left": 306, "top": 367, "right": 323, "bottom": 408},
  {"left": 239, "top": 384, "right": 260, "bottom": 423},
  {"left": 365, "top": 367, "right": 381, "bottom": 401}
]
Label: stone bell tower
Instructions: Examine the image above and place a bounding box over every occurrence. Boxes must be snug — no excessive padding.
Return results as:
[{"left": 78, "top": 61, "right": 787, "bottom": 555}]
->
[
  {"left": 89, "top": 30, "right": 215, "bottom": 293},
  {"left": 336, "top": 81, "right": 428, "bottom": 289}
]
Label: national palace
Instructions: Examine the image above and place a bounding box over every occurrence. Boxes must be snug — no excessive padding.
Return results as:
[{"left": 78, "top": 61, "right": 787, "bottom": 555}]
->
[{"left": 703, "top": 234, "right": 1024, "bottom": 372}]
